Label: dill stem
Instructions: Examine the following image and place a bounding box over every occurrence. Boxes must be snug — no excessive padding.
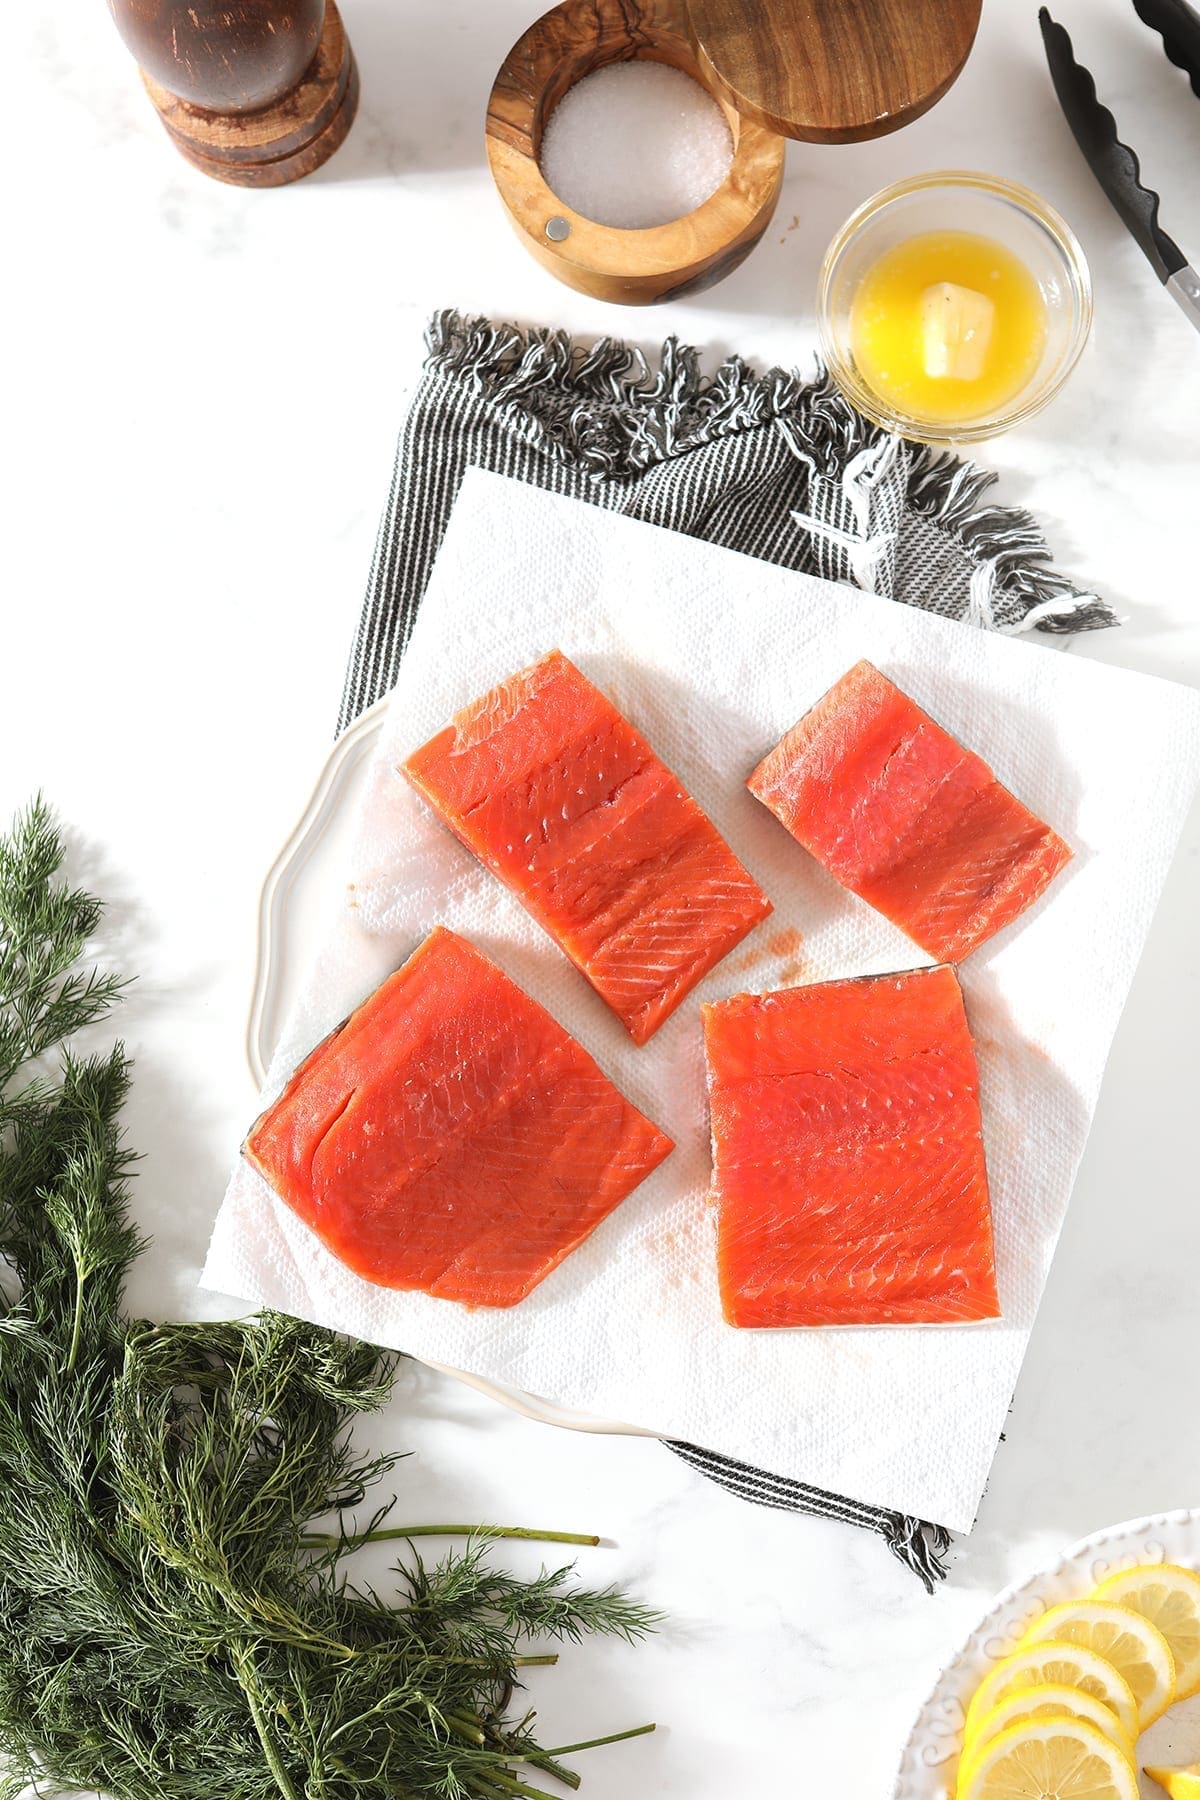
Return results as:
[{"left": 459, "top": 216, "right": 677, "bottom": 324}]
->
[
  {"left": 472, "top": 1771, "right": 560, "bottom": 1800},
  {"left": 466, "top": 1779, "right": 518, "bottom": 1800},
  {"left": 231, "top": 1648, "right": 301, "bottom": 1800},
  {"left": 544, "top": 1722, "right": 657, "bottom": 1755},
  {"left": 523, "top": 1756, "right": 580, "bottom": 1792},
  {"left": 64, "top": 1265, "right": 85, "bottom": 1377},
  {"left": 299, "top": 1525, "right": 599, "bottom": 1549},
  {"left": 438, "top": 1653, "right": 558, "bottom": 1670},
  {"left": 445, "top": 1712, "right": 486, "bottom": 1745}
]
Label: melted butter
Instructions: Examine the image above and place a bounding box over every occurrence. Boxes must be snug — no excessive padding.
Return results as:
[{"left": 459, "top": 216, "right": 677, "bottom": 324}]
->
[{"left": 849, "top": 230, "right": 1048, "bottom": 426}]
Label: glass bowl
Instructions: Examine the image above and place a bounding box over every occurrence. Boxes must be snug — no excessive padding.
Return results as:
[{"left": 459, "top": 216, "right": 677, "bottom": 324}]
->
[{"left": 817, "top": 171, "right": 1092, "bottom": 444}]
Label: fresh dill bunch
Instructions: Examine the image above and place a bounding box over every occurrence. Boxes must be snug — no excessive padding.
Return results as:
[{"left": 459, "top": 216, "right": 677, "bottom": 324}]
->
[{"left": 0, "top": 800, "right": 657, "bottom": 1800}]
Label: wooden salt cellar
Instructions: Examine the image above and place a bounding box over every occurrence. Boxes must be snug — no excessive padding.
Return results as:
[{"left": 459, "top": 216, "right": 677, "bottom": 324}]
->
[
  {"left": 107, "top": 0, "right": 358, "bottom": 187},
  {"left": 486, "top": 0, "right": 786, "bottom": 305}
]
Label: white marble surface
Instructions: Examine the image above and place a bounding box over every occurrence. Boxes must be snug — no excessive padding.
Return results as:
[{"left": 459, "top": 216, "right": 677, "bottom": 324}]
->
[{"left": 5, "top": 1, "right": 1200, "bottom": 1793}]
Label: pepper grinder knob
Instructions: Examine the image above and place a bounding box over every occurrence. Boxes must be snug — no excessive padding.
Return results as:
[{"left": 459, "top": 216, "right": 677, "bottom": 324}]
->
[{"left": 106, "top": 0, "right": 359, "bottom": 186}]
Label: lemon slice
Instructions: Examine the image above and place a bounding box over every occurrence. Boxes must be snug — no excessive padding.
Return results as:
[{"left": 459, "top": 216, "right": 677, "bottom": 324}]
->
[
  {"left": 964, "top": 1642, "right": 1139, "bottom": 1743},
  {"left": 958, "top": 1716, "right": 1138, "bottom": 1800},
  {"left": 1018, "top": 1600, "right": 1176, "bottom": 1727},
  {"left": 1144, "top": 1765, "right": 1200, "bottom": 1800},
  {"left": 962, "top": 1682, "right": 1134, "bottom": 1770},
  {"left": 1094, "top": 1564, "right": 1200, "bottom": 1701}
]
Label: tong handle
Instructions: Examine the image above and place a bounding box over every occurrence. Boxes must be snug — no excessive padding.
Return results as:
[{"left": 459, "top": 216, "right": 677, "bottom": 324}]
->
[{"left": 1166, "top": 265, "right": 1200, "bottom": 335}]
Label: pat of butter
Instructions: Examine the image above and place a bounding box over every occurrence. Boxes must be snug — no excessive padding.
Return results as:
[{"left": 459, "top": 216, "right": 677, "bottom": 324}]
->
[{"left": 920, "top": 282, "right": 996, "bottom": 382}]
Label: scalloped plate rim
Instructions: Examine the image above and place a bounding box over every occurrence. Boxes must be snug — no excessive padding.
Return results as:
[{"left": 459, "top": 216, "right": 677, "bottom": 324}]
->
[{"left": 891, "top": 1505, "right": 1200, "bottom": 1798}]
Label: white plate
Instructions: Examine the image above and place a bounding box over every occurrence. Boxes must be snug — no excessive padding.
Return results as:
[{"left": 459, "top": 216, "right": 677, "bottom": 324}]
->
[
  {"left": 893, "top": 1508, "right": 1200, "bottom": 1799},
  {"left": 212, "top": 477, "right": 1198, "bottom": 1528},
  {"left": 423, "top": 1359, "right": 657, "bottom": 1436},
  {"left": 224, "top": 478, "right": 1200, "bottom": 1519}
]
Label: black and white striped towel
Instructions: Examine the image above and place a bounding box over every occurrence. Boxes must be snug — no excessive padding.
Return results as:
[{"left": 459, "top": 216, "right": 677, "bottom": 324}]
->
[{"left": 338, "top": 310, "right": 1116, "bottom": 1587}]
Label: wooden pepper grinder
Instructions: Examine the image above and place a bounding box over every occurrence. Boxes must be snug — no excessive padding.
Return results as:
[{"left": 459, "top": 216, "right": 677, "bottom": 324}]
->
[{"left": 107, "top": 0, "right": 359, "bottom": 187}]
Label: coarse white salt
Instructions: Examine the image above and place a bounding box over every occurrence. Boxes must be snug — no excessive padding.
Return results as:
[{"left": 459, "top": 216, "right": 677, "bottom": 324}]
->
[{"left": 539, "top": 61, "right": 733, "bottom": 230}]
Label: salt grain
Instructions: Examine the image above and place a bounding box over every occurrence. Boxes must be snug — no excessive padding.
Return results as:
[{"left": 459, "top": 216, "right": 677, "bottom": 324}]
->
[{"left": 539, "top": 62, "right": 733, "bottom": 230}]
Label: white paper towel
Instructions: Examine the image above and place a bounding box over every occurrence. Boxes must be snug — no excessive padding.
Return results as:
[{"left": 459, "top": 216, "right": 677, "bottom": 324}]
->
[{"left": 203, "top": 470, "right": 1200, "bottom": 1534}]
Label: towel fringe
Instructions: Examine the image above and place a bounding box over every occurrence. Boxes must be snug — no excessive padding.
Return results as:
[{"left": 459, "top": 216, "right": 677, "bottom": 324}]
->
[
  {"left": 425, "top": 310, "right": 1116, "bottom": 637},
  {"left": 905, "top": 444, "right": 1113, "bottom": 634},
  {"left": 427, "top": 309, "right": 858, "bottom": 473},
  {"left": 882, "top": 1514, "right": 953, "bottom": 1594},
  {"left": 666, "top": 1438, "right": 954, "bottom": 1590}
]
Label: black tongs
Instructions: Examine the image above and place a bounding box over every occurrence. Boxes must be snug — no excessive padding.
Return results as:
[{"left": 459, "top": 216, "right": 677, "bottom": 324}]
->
[{"left": 1040, "top": 1, "right": 1200, "bottom": 334}]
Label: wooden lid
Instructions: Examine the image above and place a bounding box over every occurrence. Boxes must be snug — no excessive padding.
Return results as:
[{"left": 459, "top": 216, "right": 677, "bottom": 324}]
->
[{"left": 683, "top": 0, "right": 982, "bottom": 143}]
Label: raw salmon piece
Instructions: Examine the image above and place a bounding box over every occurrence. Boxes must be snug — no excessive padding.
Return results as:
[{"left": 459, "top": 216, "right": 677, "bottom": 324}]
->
[
  {"left": 402, "top": 651, "right": 772, "bottom": 1045},
  {"left": 747, "top": 660, "right": 1071, "bottom": 963},
  {"left": 703, "top": 966, "right": 999, "bottom": 1328},
  {"left": 244, "top": 926, "right": 673, "bottom": 1307}
]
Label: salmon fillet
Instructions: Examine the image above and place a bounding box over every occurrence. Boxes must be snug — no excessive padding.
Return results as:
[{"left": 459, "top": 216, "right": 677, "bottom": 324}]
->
[
  {"left": 402, "top": 651, "right": 772, "bottom": 1044},
  {"left": 747, "top": 660, "right": 1071, "bottom": 963},
  {"left": 244, "top": 926, "right": 674, "bottom": 1307},
  {"left": 703, "top": 966, "right": 999, "bottom": 1327}
]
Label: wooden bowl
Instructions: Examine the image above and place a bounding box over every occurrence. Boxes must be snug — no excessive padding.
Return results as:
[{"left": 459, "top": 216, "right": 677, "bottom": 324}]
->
[{"left": 485, "top": 0, "right": 786, "bottom": 305}]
